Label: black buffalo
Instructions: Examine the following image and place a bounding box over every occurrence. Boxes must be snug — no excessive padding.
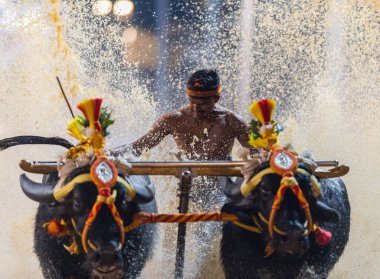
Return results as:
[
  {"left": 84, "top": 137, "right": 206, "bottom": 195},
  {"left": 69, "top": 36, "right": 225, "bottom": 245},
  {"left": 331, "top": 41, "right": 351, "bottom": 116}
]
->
[
  {"left": 221, "top": 162, "right": 350, "bottom": 279},
  {"left": 20, "top": 168, "right": 156, "bottom": 279},
  {"left": 2, "top": 135, "right": 157, "bottom": 279}
]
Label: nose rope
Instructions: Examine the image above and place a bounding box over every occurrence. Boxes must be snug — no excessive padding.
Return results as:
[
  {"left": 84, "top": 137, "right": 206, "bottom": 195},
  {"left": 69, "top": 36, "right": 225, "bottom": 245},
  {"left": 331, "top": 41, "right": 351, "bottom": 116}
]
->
[
  {"left": 81, "top": 188, "right": 125, "bottom": 254},
  {"left": 268, "top": 175, "right": 313, "bottom": 239}
]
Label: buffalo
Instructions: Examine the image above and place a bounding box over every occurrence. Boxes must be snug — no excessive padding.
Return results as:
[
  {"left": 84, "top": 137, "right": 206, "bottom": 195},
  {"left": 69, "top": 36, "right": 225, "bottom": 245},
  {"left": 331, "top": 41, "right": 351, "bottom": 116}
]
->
[
  {"left": 21, "top": 167, "right": 156, "bottom": 279},
  {"left": 3, "top": 135, "right": 157, "bottom": 279},
  {"left": 221, "top": 161, "right": 350, "bottom": 279}
]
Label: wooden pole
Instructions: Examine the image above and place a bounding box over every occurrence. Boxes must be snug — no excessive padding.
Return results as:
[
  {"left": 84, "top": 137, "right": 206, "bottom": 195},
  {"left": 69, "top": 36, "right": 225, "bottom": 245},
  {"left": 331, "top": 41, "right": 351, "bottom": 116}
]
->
[{"left": 19, "top": 159, "right": 340, "bottom": 176}]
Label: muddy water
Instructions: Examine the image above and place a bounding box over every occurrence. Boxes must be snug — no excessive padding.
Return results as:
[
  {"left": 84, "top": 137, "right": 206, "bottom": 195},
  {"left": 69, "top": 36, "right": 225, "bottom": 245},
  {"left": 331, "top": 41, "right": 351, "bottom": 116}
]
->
[{"left": 0, "top": 0, "right": 379, "bottom": 278}]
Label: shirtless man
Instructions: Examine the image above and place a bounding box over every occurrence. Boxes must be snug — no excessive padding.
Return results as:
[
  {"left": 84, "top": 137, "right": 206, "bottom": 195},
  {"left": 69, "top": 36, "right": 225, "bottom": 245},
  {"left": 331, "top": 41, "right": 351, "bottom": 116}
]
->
[
  {"left": 112, "top": 69, "right": 257, "bottom": 160},
  {"left": 111, "top": 69, "right": 259, "bottom": 278}
]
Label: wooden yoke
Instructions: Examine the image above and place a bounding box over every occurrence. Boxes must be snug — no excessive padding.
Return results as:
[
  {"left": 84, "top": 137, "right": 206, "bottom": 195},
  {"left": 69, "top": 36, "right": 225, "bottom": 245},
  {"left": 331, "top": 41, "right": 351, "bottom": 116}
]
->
[
  {"left": 19, "top": 159, "right": 348, "bottom": 178},
  {"left": 19, "top": 160, "right": 244, "bottom": 177}
]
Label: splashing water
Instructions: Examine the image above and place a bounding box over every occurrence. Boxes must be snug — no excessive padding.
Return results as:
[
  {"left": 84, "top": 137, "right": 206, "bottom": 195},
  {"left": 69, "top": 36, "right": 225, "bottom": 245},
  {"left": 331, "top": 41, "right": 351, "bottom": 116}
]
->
[{"left": 0, "top": 0, "right": 379, "bottom": 278}]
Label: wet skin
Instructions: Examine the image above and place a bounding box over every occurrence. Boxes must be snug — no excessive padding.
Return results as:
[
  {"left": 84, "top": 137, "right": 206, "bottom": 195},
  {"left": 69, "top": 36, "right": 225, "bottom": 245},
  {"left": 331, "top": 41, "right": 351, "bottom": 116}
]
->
[{"left": 116, "top": 95, "right": 256, "bottom": 160}]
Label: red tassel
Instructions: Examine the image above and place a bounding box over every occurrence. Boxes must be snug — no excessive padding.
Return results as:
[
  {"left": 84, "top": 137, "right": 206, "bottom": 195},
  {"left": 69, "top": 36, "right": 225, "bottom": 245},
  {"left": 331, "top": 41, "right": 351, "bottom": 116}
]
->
[
  {"left": 315, "top": 227, "right": 332, "bottom": 245},
  {"left": 259, "top": 100, "right": 271, "bottom": 123}
]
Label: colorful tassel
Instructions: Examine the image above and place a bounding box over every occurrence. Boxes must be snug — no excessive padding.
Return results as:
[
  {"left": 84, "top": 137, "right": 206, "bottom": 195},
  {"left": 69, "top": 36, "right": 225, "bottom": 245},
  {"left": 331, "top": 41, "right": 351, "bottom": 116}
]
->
[
  {"left": 249, "top": 99, "right": 276, "bottom": 125},
  {"left": 315, "top": 227, "right": 332, "bottom": 245},
  {"left": 77, "top": 98, "right": 103, "bottom": 132},
  {"left": 67, "top": 117, "right": 85, "bottom": 140},
  {"left": 63, "top": 238, "right": 80, "bottom": 255},
  {"left": 43, "top": 219, "right": 69, "bottom": 237}
]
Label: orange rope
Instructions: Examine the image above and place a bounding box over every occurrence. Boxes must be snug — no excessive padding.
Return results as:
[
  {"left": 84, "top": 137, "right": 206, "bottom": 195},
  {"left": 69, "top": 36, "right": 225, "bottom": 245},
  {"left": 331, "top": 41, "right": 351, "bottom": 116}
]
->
[
  {"left": 124, "top": 212, "right": 238, "bottom": 233},
  {"left": 268, "top": 176, "right": 313, "bottom": 238},
  {"left": 82, "top": 188, "right": 125, "bottom": 253}
]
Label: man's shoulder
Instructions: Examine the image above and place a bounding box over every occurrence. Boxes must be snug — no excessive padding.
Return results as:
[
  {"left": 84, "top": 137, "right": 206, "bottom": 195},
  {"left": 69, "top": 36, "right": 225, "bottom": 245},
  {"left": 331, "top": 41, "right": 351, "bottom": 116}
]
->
[
  {"left": 159, "top": 107, "right": 188, "bottom": 121},
  {"left": 215, "top": 105, "right": 243, "bottom": 120}
]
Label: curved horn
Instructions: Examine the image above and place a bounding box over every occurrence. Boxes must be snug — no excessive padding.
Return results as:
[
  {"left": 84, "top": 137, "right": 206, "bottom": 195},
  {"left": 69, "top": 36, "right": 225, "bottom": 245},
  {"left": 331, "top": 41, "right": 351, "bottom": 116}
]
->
[
  {"left": 20, "top": 173, "right": 57, "bottom": 203},
  {"left": 313, "top": 199, "right": 340, "bottom": 223},
  {"left": 224, "top": 177, "right": 243, "bottom": 198},
  {"left": 126, "top": 175, "right": 155, "bottom": 204}
]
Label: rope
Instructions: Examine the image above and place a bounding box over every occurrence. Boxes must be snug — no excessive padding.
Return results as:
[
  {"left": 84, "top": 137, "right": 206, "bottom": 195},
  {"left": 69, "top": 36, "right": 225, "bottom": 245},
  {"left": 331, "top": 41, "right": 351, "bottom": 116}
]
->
[
  {"left": 82, "top": 189, "right": 125, "bottom": 253},
  {"left": 125, "top": 211, "right": 245, "bottom": 233}
]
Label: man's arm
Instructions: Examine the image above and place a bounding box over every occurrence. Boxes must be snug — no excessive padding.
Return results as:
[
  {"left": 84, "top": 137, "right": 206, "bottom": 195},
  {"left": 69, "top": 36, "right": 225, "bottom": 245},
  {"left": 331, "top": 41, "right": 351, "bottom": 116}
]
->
[
  {"left": 110, "top": 115, "right": 171, "bottom": 157},
  {"left": 229, "top": 113, "right": 261, "bottom": 155}
]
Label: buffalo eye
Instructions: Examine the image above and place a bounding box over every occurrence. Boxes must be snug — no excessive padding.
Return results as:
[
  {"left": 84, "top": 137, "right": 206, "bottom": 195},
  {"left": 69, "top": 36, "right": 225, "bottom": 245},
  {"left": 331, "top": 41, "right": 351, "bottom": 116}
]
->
[
  {"left": 116, "top": 196, "right": 128, "bottom": 212},
  {"left": 73, "top": 196, "right": 83, "bottom": 212}
]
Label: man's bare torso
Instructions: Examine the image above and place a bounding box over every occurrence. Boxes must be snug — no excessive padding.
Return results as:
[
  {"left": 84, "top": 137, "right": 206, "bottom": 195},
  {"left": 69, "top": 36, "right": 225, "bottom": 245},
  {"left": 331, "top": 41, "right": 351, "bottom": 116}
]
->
[{"left": 164, "top": 105, "right": 244, "bottom": 160}]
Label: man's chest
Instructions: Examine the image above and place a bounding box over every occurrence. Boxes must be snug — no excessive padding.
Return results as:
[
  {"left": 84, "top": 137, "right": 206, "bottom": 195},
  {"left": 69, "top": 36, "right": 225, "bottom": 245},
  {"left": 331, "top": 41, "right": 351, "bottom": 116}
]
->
[{"left": 171, "top": 116, "right": 234, "bottom": 145}]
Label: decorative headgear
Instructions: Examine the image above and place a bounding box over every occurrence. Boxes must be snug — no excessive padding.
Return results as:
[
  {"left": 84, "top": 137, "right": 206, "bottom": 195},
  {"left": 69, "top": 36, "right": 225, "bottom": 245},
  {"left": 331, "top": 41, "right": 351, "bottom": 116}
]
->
[
  {"left": 186, "top": 69, "right": 222, "bottom": 97},
  {"left": 248, "top": 99, "right": 282, "bottom": 149},
  {"left": 186, "top": 82, "right": 222, "bottom": 97},
  {"left": 66, "top": 99, "right": 128, "bottom": 253}
]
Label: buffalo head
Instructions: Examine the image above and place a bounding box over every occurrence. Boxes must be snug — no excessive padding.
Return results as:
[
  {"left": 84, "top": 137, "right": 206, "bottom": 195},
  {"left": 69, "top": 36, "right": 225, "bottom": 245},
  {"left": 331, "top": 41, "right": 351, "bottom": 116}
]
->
[
  {"left": 20, "top": 165, "right": 155, "bottom": 278},
  {"left": 223, "top": 160, "right": 340, "bottom": 258}
]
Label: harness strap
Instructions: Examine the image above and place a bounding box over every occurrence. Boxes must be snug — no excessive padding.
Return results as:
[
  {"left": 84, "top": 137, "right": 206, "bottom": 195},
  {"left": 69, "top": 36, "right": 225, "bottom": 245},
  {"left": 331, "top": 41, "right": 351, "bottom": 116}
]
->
[
  {"left": 241, "top": 168, "right": 321, "bottom": 198},
  {"left": 81, "top": 189, "right": 125, "bottom": 253},
  {"left": 54, "top": 173, "right": 92, "bottom": 202},
  {"left": 232, "top": 220, "right": 262, "bottom": 234}
]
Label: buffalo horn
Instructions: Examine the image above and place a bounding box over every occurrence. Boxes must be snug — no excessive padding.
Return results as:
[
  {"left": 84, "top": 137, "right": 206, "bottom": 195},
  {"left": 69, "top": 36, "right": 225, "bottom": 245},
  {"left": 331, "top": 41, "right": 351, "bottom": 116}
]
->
[
  {"left": 314, "top": 199, "right": 340, "bottom": 223},
  {"left": 126, "top": 175, "right": 155, "bottom": 203},
  {"left": 223, "top": 177, "right": 243, "bottom": 198},
  {"left": 20, "top": 174, "right": 57, "bottom": 203}
]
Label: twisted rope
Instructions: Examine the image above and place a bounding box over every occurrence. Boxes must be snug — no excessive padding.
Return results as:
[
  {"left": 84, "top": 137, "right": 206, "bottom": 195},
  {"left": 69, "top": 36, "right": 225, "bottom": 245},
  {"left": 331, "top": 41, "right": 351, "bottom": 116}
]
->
[{"left": 124, "top": 211, "right": 240, "bottom": 233}]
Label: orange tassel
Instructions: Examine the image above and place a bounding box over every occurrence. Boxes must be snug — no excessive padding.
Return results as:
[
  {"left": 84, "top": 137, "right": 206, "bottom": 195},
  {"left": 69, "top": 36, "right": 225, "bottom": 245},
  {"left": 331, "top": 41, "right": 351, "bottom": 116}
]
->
[{"left": 43, "top": 219, "right": 68, "bottom": 237}]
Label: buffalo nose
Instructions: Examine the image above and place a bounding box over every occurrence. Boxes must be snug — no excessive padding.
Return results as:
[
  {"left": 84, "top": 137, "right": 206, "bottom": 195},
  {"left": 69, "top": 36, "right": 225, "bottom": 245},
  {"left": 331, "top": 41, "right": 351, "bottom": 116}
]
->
[
  {"left": 286, "top": 223, "right": 305, "bottom": 242},
  {"left": 94, "top": 242, "right": 121, "bottom": 266}
]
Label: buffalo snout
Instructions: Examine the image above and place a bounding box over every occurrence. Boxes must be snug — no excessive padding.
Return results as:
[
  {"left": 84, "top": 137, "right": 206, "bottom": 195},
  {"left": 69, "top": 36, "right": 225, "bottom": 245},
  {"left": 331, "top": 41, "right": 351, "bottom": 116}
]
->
[
  {"left": 88, "top": 240, "right": 124, "bottom": 278},
  {"left": 275, "top": 223, "right": 309, "bottom": 256}
]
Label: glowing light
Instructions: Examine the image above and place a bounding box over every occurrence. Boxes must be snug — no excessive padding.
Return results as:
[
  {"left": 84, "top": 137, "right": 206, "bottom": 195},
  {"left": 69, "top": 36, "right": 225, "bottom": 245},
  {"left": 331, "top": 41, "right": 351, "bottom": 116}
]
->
[
  {"left": 122, "top": 27, "right": 138, "bottom": 44},
  {"left": 113, "top": 0, "right": 134, "bottom": 17},
  {"left": 92, "top": 0, "right": 113, "bottom": 16}
]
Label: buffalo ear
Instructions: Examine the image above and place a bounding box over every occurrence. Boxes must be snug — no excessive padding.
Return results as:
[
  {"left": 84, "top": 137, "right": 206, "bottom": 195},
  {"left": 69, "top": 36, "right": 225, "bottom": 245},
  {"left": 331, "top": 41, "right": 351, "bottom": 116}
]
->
[{"left": 312, "top": 200, "right": 340, "bottom": 223}]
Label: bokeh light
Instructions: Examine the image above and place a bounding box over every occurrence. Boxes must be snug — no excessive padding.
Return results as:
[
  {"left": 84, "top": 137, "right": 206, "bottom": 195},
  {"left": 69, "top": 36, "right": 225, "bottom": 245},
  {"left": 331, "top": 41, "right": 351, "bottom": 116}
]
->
[
  {"left": 92, "top": 0, "right": 113, "bottom": 16},
  {"left": 122, "top": 26, "right": 138, "bottom": 45},
  {"left": 113, "top": 0, "right": 134, "bottom": 17}
]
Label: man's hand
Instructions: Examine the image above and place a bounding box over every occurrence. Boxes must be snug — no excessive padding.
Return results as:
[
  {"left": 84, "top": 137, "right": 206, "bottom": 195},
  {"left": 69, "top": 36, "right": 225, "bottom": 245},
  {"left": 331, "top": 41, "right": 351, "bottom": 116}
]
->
[
  {"left": 107, "top": 144, "right": 133, "bottom": 157},
  {"left": 297, "top": 156, "right": 318, "bottom": 173}
]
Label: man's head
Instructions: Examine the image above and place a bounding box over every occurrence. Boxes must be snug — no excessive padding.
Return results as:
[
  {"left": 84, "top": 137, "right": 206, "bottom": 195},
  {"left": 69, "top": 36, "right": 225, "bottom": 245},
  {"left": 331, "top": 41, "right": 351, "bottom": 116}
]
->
[
  {"left": 186, "top": 69, "right": 221, "bottom": 116},
  {"left": 186, "top": 69, "right": 221, "bottom": 97}
]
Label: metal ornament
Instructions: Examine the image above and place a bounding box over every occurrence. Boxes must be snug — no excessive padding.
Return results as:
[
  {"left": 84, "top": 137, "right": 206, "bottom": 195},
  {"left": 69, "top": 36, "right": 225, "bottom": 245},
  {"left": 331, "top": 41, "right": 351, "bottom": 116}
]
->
[
  {"left": 90, "top": 151, "right": 118, "bottom": 189},
  {"left": 269, "top": 148, "right": 298, "bottom": 176}
]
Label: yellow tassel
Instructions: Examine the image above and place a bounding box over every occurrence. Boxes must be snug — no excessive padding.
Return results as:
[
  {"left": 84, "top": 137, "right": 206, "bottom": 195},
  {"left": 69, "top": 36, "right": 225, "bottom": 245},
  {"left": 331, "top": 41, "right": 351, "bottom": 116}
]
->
[
  {"left": 89, "top": 131, "right": 105, "bottom": 151},
  {"left": 249, "top": 132, "right": 279, "bottom": 149},
  {"left": 67, "top": 117, "right": 85, "bottom": 140},
  {"left": 63, "top": 238, "right": 79, "bottom": 255}
]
